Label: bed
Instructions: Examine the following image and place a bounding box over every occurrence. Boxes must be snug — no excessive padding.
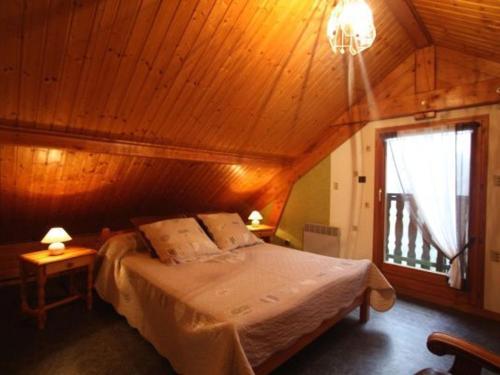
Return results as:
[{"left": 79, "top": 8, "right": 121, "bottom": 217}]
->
[{"left": 95, "top": 231, "right": 395, "bottom": 375}]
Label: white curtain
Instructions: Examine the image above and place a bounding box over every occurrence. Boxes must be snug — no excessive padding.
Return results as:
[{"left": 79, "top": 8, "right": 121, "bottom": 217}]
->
[{"left": 386, "top": 125, "right": 472, "bottom": 289}]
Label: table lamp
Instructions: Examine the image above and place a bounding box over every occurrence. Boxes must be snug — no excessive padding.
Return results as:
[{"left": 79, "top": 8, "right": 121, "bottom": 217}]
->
[
  {"left": 41, "top": 227, "right": 72, "bottom": 255},
  {"left": 248, "top": 210, "right": 263, "bottom": 226}
]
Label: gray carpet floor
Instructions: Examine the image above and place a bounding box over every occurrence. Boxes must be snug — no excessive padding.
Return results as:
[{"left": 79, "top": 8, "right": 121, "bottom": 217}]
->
[{"left": 0, "top": 281, "right": 499, "bottom": 375}]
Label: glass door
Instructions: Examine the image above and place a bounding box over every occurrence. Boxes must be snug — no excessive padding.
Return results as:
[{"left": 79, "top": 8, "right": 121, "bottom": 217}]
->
[{"left": 372, "top": 119, "right": 487, "bottom": 308}]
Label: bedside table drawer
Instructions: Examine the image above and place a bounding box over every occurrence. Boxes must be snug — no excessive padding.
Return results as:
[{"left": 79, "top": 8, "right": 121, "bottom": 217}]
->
[{"left": 46, "top": 255, "right": 93, "bottom": 275}]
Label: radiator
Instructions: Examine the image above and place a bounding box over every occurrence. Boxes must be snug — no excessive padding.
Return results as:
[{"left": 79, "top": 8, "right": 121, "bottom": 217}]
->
[{"left": 303, "top": 223, "right": 340, "bottom": 257}]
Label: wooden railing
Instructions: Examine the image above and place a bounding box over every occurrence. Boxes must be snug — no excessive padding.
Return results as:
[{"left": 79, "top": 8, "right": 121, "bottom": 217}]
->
[{"left": 385, "top": 193, "right": 449, "bottom": 273}]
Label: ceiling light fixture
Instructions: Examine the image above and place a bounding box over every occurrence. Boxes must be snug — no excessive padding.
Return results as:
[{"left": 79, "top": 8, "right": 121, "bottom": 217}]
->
[{"left": 326, "top": 0, "right": 376, "bottom": 56}]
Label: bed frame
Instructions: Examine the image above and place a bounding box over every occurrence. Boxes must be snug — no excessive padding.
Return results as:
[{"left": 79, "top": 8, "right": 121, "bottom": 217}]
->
[
  {"left": 254, "top": 288, "right": 371, "bottom": 375},
  {"left": 97, "top": 228, "right": 371, "bottom": 375}
]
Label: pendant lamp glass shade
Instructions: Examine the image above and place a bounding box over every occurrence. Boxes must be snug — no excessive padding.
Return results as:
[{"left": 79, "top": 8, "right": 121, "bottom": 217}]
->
[{"left": 326, "top": 0, "right": 376, "bottom": 56}]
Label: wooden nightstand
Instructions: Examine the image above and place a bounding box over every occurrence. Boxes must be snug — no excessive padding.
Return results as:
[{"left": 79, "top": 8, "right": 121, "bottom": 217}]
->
[
  {"left": 247, "top": 224, "right": 275, "bottom": 242},
  {"left": 19, "top": 247, "right": 97, "bottom": 329}
]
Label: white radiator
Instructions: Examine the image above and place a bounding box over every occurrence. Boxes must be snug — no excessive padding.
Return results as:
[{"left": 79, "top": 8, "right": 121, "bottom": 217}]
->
[{"left": 303, "top": 223, "right": 340, "bottom": 257}]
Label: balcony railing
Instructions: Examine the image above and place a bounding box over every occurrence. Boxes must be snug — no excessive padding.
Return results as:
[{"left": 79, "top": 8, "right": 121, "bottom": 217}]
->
[{"left": 385, "top": 193, "right": 450, "bottom": 274}]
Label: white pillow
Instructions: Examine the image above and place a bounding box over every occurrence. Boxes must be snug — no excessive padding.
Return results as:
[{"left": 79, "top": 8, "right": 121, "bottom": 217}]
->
[
  {"left": 138, "top": 217, "right": 221, "bottom": 264},
  {"left": 197, "top": 213, "right": 263, "bottom": 251}
]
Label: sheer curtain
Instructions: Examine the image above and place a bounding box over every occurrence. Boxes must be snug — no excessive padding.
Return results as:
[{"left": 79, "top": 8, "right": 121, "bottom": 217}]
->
[{"left": 386, "top": 125, "right": 472, "bottom": 289}]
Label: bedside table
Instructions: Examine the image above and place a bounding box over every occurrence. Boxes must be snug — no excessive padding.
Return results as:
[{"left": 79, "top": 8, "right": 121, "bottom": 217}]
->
[
  {"left": 19, "top": 247, "right": 97, "bottom": 329},
  {"left": 247, "top": 224, "right": 275, "bottom": 242}
]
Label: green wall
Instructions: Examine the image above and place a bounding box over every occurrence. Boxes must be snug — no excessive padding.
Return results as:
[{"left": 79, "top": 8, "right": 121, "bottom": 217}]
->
[{"left": 262, "top": 155, "right": 331, "bottom": 249}]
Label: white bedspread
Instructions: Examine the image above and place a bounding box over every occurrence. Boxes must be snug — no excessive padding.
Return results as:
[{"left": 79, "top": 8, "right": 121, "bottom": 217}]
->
[{"left": 95, "top": 236, "right": 394, "bottom": 375}]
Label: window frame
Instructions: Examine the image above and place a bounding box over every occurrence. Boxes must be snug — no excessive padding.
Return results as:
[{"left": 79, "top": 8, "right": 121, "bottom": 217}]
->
[{"left": 372, "top": 116, "right": 488, "bottom": 309}]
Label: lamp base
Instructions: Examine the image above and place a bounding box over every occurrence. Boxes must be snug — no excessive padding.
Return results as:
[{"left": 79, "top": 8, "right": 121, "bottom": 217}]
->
[
  {"left": 251, "top": 220, "right": 260, "bottom": 227},
  {"left": 48, "top": 242, "right": 65, "bottom": 256}
]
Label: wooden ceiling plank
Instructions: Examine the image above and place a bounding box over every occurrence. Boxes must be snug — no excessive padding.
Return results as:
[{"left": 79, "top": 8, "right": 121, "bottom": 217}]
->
[
  {"left": 413, "top": 0, "right": 500, "bottom": 61},
  {"left": 144, "top": 0, "right": 245, "bottom": 140},
  {"left": 110, "top": 0, "right": 204, "bottom": 140},
  {"left": 49, "top": 0, "right": 102, "bottom": 130},
  {"left": 103, "top": 0, "right": 182, "bottom": 138},
  {"left": 384, "top": 0, "right": 432, "bottom": 48},
  {"left": 17, "top": 0, "right": 51, "bottom": 127},
  {"left": 0, "top": 125, "right": 291, "bottom": 167},
  {"left": 78, "top": 0, "right": 144, "bottom": 135},
  {"left": 0, "top": 1, "right": 23, "bottom": 122},
  {"left": 65, "top": 0, "right": 116, "bottom": 133},
  {"left": 174, "top": 0, "right": 288, "bottom": 149},
  {"left": 148, "top": 0, "right": 256, "bottom": 140},
  {"left": 152, "top": 0, "right": 285, "bottom": 147},
  {"left": 34, "top": 0, "right": 75, "bottom": 130},
  {"left": 129, "top": 0, "right": 220, "bottom": 142},
  {"left": 97, "top": 0, "right": 164, "bottom": 133},
  {"left": 187, "top": 0, "right": 323, "bottom": 154}
]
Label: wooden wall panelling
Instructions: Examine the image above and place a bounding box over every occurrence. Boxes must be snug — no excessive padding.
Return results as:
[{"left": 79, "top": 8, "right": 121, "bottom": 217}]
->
[
  {"left": 334, "top": 77, "right": 500, "bottom": 126},
  {"left": 415, "top": 45, "right": 436, "bottom": 93},
  {"left": 0, "top": 143, "right": 285, "bottom": 244},
  {"left": 436, "top": 47, "right": 500, "bottom": 89},
  {"left": 334, "top": 48, "right": 500, "bottom": 125}
]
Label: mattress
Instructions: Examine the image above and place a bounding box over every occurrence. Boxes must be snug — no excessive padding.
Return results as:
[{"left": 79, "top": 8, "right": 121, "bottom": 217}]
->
[{"left": 95, "top": 235, "right": 394, "bottom": 375}]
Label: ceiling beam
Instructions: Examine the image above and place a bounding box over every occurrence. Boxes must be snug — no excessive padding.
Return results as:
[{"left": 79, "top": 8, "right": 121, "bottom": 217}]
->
[
  {"left": 0, "top": 125, "right": 292, "bottom": 167},
  {"left": 334, "top": 78, "right": 500, "bottom": 126},
  {"left": 384, "top": 0, "right": 433, "bottom": 48}
]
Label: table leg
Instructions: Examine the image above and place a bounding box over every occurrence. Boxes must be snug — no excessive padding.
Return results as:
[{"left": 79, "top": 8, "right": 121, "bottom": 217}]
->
[
  {"left": 87, "top": 261, "right": 94, "bottom": 311},
  {"left": 69, "top": 271, "right": 77, "bottom": 296},
  {"left": 37, "top": 267, "right": 47, "bottom": 329},
  {"left": 19, "top": 261, "right": 29, "bottom": 312}
]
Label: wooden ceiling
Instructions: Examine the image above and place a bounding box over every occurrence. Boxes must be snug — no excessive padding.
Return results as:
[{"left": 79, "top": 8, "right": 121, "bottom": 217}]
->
[
  {"left": 0, "top": 0, "right": 498, "bottom": 243},
  {"left": 412, "top": 0, "right": 500, "bottom": 62}
]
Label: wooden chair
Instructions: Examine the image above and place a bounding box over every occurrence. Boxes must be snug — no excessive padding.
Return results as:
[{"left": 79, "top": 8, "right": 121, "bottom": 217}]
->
[{"left": 416, "top": 332, "right": 500, "bottom": 375}]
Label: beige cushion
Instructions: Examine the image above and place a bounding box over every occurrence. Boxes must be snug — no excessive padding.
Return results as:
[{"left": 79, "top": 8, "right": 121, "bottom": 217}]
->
[
  {"left": 138, "top": 218, "right": 221, "bottom": 264},
  {"left": 197, "top": 213, "right": 263, "bottom": 251}
]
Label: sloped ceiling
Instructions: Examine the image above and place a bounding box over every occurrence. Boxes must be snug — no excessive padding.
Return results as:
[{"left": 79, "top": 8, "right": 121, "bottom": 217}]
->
[
  {"left": 412, "top": 0, "right": 500, "bottom": 62},
  {"left": 0, "top": 0, "right": 497, "bottom": 243},
  {"left": 0, "top": 0, "right": 416, "bottom": 243}
]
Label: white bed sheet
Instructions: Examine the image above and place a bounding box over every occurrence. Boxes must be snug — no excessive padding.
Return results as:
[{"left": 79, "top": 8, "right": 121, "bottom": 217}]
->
[{"left": 95, "top": 235, "right": 394, "bottom": 375}]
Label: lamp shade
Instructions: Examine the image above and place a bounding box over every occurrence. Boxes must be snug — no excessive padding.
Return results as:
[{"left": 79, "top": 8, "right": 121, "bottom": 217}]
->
[
  {"left": 248, "top": 210, "right": 263, "bottom": 221},
  {"left": 41, "top": 227, "right": 72, "bottom": 244}
]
